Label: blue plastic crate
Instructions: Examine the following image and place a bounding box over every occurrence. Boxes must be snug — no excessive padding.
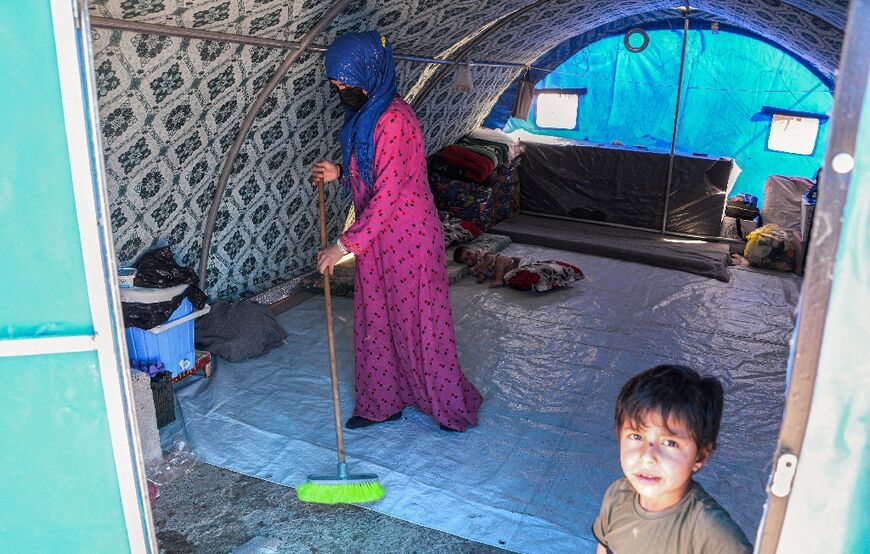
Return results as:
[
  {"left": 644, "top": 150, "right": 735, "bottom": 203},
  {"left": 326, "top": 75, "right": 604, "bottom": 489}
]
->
[{"left": 126, "top": 298, "right": 196, "bottom": 378}]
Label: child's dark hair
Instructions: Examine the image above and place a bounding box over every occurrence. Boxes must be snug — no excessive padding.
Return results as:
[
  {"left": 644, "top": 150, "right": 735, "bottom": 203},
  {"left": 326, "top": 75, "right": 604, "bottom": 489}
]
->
[
  {"left": 615, "top": 365, "right": 724, "bottom": 452},
  {"left": 453, "top": 245, "right": 469, "bottom": 264}
]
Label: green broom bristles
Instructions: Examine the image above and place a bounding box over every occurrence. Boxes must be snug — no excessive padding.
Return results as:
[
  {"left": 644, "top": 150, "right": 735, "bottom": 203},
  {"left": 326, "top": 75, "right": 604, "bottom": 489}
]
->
[{"left": 296, "top": 480, "right": 385, "bottom": 504}]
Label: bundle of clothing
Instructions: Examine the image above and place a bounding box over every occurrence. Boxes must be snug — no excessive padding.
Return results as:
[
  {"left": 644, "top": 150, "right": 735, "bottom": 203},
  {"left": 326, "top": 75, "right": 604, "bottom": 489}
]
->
[
  {"left": 440, "top": 211, "right": 481, "bottom": 247},
  {"left": 429, "top": 130, "right": 522, "bottom": 231},
  {"left": 503, "top": 260, "right": 585, "bottom": 292},
  {"left": 738, "top": 173, "right": 818, "bottom": 274},
  {"left": 744, "top": 223, "right": 798, "bottom": 272},
  {"left": 430, "top": 136, "right": 511, "bottom": 183}
]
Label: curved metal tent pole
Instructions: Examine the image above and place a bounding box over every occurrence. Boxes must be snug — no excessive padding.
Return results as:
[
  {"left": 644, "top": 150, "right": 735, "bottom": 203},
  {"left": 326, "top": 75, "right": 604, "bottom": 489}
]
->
[
  {"left": 410, "top": 0, "right": 551, "bottom": 112},
  {"left": 661, "top": 3, "right": 690, "bottom": 233},
  {"left": 197, "top": 0, "right": 351, "bottom": 290},
  {"left": 90, "top": 16, "right": 533, "bottom": 70}
]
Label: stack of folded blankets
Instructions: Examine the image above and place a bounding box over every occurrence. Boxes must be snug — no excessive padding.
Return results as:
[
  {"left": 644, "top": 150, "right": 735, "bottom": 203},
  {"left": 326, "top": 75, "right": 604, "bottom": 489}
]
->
[{"left": 428, "top": 129, "right": 522, "bottom": 231}]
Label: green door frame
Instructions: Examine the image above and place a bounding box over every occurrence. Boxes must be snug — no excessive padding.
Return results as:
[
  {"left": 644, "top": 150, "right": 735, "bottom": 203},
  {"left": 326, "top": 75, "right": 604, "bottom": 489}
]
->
[{"left": 0, "top": 0, "right": 154, "bottom": 551}]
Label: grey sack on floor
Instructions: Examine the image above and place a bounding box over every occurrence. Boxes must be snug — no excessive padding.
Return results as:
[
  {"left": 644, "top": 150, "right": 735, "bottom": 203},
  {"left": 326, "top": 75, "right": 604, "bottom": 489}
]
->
[{"left": 195, "top": 300, "right": 288, "bottom": 362}]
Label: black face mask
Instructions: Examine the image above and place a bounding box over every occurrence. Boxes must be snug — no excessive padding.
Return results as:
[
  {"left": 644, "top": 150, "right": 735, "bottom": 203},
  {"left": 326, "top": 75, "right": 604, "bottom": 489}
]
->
[{"left": 337, "top": 86, "right": 368, "bottom": 111}]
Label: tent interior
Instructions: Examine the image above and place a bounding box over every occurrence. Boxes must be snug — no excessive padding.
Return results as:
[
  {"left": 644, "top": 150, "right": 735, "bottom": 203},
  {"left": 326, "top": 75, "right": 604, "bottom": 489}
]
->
[{"left": 83, "top": 0, "right": 851, "bottom": 551}]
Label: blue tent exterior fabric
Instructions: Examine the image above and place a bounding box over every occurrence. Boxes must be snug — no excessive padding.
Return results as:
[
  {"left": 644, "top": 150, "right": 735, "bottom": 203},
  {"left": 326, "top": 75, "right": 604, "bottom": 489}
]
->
[{"left": 492, "top": 25, "right": 833, "bottom": 205}]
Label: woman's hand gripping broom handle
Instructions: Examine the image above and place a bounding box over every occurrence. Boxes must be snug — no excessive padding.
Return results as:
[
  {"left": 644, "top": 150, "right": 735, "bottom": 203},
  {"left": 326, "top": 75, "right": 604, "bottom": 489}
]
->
[{"left": 318, "top": 182, "right": 346, "bottom": 466}]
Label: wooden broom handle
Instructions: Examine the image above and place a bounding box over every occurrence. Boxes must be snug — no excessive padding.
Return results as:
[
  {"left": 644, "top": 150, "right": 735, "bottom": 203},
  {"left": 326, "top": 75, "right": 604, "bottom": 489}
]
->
[{"left": 318, "top": 182, "right": 346, "bottom": 464}]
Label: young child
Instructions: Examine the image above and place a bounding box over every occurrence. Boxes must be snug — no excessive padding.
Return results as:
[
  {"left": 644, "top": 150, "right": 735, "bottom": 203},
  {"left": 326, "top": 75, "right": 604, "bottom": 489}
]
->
[
  {"left": 453, "top": 245, "right": 521, "bottom": 288},
  {"left": 594, "top": 365, "right": 752, "bottom": 553}
]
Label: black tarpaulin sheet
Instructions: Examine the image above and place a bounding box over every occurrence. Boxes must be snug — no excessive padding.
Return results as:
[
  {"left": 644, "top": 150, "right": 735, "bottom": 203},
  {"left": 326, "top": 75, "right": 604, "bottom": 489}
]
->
[
  {"left": 491, "top": 214, "right": 733, "bottom": 281},
  {"left": 518, "top": 140, "right": 732, "bottom": 235}
]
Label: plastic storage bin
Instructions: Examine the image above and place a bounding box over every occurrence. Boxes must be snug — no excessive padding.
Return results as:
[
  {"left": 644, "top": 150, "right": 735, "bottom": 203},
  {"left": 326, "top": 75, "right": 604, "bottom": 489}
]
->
[{"left": 126, "top": 297, "right": 196, "bottom": 378}]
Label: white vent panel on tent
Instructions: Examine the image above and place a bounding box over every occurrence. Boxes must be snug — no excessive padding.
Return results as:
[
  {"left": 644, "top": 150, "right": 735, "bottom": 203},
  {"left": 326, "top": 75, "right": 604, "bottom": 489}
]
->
[
  {"left": 535, "top": 92, "right": 579, "bottom": 129},
  {"left": 767, "top": 113, "right": 820, "bottom": 155}
]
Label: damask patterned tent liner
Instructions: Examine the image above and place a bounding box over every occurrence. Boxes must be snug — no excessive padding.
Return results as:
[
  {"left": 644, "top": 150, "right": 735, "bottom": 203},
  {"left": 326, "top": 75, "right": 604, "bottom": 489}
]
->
[{"left": 194, "top": 0, "right": 349, "bottom": 292}]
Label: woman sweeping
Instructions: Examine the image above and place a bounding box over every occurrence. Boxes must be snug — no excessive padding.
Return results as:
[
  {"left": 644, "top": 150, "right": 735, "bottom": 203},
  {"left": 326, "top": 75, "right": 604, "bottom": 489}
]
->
[{"left": 311, "top": 31, "right": 482, "bottom": 432}]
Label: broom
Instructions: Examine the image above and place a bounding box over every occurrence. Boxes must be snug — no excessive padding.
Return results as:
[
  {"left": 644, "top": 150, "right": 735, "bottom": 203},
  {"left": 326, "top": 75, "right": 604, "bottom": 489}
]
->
[{"left": 296, "top": 180, "right": 385, "bottom": 504}]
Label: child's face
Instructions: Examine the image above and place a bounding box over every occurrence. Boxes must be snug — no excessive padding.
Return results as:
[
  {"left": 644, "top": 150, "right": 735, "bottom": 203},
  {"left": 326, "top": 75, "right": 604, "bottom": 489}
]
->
[
  {"left": 460, "top": 249, "right": 479, "bottom": 266},
  {"left": 619, "top": 411, "right": 709, "bottom": 512}
]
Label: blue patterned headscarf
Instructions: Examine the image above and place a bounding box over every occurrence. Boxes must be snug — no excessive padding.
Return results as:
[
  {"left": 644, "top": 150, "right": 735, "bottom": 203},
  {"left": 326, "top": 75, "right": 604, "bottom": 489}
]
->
[{"left": 325, "top": 31, "right": 397, "bottom": 192}]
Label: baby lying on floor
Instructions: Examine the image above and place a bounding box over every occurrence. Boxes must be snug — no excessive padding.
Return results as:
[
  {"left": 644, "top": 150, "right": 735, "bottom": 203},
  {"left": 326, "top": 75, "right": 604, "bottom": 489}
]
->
[
  {"left": 453, "top": 245, "right": 521, "bottom": 287},
  {"left": 453, "top": 246, "right": 585, "bottom": 292}
]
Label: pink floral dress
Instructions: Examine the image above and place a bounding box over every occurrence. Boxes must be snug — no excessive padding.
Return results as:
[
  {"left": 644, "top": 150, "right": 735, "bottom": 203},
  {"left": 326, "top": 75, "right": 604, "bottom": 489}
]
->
[{"left": 340, "top": 98, "right": 482, "bottom": 431}]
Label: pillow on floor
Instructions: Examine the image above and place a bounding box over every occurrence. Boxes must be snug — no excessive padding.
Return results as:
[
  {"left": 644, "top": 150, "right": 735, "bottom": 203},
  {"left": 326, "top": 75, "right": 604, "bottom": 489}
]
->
[{"left": 504, "top": 261, "right": 585, "bottom": 292}]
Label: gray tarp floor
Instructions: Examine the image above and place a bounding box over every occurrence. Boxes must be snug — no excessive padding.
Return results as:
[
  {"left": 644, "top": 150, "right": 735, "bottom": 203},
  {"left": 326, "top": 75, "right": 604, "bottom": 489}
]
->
[{"left": 163, "top": 243, "right": 801, "bottom": 553}]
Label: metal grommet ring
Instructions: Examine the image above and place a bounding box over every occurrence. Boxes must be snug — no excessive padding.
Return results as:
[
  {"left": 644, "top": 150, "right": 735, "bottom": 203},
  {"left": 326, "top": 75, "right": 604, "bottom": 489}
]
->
[{"left": 624, "top": 28, "right": 649, "bottom": 53}]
